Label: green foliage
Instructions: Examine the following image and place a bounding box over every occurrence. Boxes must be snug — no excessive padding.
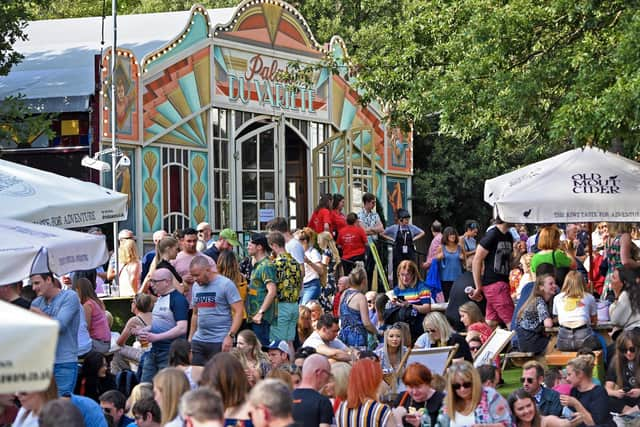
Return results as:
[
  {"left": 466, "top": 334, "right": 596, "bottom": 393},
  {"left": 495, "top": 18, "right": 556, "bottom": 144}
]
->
[{"left": 0, "top": 96, "right": 55, "bottom": 149}]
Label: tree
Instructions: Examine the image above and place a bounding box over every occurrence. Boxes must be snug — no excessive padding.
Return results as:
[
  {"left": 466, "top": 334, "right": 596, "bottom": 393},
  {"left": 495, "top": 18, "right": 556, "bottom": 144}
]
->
[{"left": 0, "top": 0, "right": 53, "bottom": 151}]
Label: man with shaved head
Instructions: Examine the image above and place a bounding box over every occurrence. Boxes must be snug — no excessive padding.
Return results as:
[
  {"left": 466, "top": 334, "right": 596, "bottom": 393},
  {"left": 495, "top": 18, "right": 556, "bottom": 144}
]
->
[
  {"left": 189, "top": 255, "right": 243, "bottom": 364},
  {"left": 291, "top": 354, "right": 334, "bottom": 427},
  {"left": 138, "top": 267, "right": 189, "bottom": 382}
]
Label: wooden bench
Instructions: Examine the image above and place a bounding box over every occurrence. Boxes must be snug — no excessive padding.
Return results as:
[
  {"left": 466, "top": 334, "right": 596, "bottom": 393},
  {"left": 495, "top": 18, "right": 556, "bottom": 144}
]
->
[{"left": 502, "top": 351, "right": 537, "bottom": 369}]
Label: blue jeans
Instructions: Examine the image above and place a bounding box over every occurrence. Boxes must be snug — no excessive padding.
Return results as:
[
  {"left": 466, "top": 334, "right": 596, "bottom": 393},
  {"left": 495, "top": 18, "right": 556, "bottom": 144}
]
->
[
  {"left": 54, "top": 362, "right": 78, "bottom": 397},
  {"left": 140, "top": 349, "right": 169, "bottom": 383},
  {"left": 301, "top": 279, "right": 321, "bottom": 305},
  {"left": 251, "top": 321, "right": 271, "bottom": 347}
]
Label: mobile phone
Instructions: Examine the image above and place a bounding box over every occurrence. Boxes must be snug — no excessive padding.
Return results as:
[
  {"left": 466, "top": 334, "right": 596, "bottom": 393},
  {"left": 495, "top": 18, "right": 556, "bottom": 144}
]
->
[{"left": 397, "top": 296, "right": 405, "bottom": 301}]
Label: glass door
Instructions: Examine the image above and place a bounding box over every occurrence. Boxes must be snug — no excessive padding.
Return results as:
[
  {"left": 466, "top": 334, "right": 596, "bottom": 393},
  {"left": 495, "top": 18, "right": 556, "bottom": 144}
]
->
[{"left": 235, "top": 122, "right": 278, "bottom": 232}]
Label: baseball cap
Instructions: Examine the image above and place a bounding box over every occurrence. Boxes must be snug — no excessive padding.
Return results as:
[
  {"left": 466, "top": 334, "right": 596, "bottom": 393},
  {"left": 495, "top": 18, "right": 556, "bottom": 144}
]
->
[
  {"left": 219, "top": 228, "right": 240, "bottom": 247},
  {"left": 264, "top": 340, "right": 289, "bottom": 354},
  {"left": 397, "top": 208, "right": 411, "bottom": 219},
  {"left": 250, "top": 232, "right": 270, "bottom": 252}
]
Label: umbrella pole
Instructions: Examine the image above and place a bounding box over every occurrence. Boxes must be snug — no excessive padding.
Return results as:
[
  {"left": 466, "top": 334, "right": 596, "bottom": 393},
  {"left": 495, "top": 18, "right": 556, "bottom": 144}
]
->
[
  {"left": 587, "top": 223, "right": 593, "bottom": 294},
  {"left": 110, "top": 0, "right": 119, "bottom": 292}
]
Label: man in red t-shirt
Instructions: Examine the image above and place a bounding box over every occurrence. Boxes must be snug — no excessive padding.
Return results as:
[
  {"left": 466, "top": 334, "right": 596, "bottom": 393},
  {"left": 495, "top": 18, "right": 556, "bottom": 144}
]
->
[{"left": 337, "top": 212, "right": 368, "bottom": 275}]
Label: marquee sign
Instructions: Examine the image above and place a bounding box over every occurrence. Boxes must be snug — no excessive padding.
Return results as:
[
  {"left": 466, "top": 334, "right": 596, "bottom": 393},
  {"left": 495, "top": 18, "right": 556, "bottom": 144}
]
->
[{"left": 213, "top": 46, "right": 330, "bottom": 121}]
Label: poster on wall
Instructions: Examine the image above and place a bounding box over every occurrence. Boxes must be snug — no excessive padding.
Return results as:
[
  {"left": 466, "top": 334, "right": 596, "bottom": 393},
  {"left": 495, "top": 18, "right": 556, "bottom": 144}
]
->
[
  {"left": 386, "top": 176, "right": 408, "bottom": 222},
  {"left": 101, "top": 48, "right": 140, "bottom": 142}
]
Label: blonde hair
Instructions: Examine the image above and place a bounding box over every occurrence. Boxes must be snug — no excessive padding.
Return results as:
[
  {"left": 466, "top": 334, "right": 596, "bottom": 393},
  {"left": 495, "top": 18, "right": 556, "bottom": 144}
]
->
[
  {"left": 126, "top": 382, "right": 153, "bottom": 417},
  {"left": 154, "top": 368, "right": 190, "bottom": 424},
  {"left": 568, "top": 354, "right": 595, "bottom": 378},
  {"left": 317, "top": 231, "right": 341, "bottom": 269},
  {"left": 560, "top": 271, "right": 586, "bottom": 299},
  {"left": 423, "top": 311, "right": 453, "bottom": 346},
  {"left": 118, "top": 238, "right": 140, "bottom": 264},
  {"left": 445, "top": 361, "right": 481, "bottom": 418},
  {"left": 330, "top": 362, "right": 352, "bottom": 400},
  {"left": 520, "top": 253, "right": 534, "bottom": 275}
]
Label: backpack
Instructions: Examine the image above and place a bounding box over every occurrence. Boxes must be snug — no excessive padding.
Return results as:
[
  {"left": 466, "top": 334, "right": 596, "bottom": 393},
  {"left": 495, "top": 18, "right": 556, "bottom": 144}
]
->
[{"left": 115, "top": 369, "right": 139, "bottom": 397}]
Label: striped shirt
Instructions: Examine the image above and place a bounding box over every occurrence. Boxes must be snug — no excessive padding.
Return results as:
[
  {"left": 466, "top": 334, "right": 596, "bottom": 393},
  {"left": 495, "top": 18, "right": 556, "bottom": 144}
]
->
[
  {"left": 336, "top": 399, "right": 392, "bottom": 427},
  {"left": 393, "top": 281, "right": 432, "bottom": 306}
]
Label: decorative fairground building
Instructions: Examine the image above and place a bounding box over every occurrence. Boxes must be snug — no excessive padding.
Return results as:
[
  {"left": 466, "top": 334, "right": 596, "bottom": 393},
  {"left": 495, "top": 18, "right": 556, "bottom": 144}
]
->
[{"left": 4, "top": 0, "right": 414, "bottom": 244}]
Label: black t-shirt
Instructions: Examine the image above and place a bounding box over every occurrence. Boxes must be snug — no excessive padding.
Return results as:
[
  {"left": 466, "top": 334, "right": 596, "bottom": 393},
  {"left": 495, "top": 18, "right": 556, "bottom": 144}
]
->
[
  {"left": 606, "top": 360, "right": 638, "bottom": 391},
  {"left": 445, "top": 272, "right": 486, "bottom": 332},
  {"left": 569, "top": 385, "right": 612, "bottom": 427},
  {"left": 447, "top": 333, "right": 474, "bottom": 362},
  {"left": 11, "top": 296, "right": 31, "bottom": 310},
  {"left": 394, "top": 390, "right": 444, "bottom": 426},
  {"left": 292, "top": 388, "right": 334, "bottom": 426},
  {"left": 479, "top": 227, "right": 513, "bottom": 286}
]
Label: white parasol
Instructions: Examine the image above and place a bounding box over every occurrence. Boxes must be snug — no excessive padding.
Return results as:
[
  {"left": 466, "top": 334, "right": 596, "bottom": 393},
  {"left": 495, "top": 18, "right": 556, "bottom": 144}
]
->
[
  {"left": 0, "top": 158, "right": 128, "bottom": 228},
  {"left": 484, "top": 146, "right": 640, "bottom": 223},
  {"left": 0, "top": 300, "right": 59, "bottom": 393},
  {"left": 0, "top": 218, "right": 109, "bottom": 285}
]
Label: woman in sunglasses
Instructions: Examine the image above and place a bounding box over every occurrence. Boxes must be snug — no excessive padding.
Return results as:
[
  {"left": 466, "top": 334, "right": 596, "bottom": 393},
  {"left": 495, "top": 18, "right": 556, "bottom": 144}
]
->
[
  {"left": 605, "top": 329, "right": 640, "bottom": 414},
  {"left": 416, "top": 312, "right": 473, "bottom": 362},
  {"left": 440, "top": 361, "right": 512, "bottom": 427}
]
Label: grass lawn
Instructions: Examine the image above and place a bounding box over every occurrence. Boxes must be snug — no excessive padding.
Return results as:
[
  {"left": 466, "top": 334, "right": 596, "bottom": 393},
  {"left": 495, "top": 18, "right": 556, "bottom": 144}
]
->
[{"left": 499, "top": 366, "right": 523, "bottom": 398}]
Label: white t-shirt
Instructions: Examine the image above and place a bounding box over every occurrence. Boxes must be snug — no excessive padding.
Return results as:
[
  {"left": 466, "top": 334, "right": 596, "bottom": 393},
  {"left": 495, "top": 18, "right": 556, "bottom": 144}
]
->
[
  {"left": 451, "top": 411, "right": 475, "bottom": 427},
  {"left": 302, "top": 331, "right": 348, "bottom": 351},
  {"left": 303, "top": 247, "right": 322, "bottom": 284},
  {"left": 12, "top": 408, "right": 39, "bottom": 427},
  {"left": 552, "top": 292, "right": 597, "bottom": 327},
  {"left": 286, "top": 238, "right": 305, "bottom": 264}
]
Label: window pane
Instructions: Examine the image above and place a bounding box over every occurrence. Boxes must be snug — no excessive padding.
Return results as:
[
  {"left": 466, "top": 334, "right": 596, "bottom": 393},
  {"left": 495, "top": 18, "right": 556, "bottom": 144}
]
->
[
  {"left": 243, "top": 202, "right": 257, "bottom": 231},
  {"left": 242, "top": 172, "right": 257, "bottom": 199},
  {"left": 220, "top": 140, "right": 228, "bottom": 169},
  {"left": 217, "top": 171, "right": 230, "bottom": 198},
  {"left": 220, "top": 109, "right": 227, "bottom": 139},
  {"left": 242, "top": 136, "right": 257, "bottom": 169},
  {"left": 260, "top": 174, "right": 275, "bottom": 200},
  {"left": 259, "top": 202, "right": 276, "bottom": 230},
  {"left": 259, "top": 129, "right": 274, "bottom": 169}
]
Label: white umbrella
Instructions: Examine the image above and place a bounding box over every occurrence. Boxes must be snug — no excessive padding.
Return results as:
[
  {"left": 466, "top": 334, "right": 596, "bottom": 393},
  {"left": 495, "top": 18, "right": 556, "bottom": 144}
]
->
[
  {"left": 0, "top": 300, "right": 59, "bottom": 393},
  {"left": 484, "top": 147, "right": 640, "bottom": 223},
  {"left": 0, "top": 219, "right": 109, "bottom": 285},
  {"left": 0, "top": 158, "right": 128, "bottom": 228}
]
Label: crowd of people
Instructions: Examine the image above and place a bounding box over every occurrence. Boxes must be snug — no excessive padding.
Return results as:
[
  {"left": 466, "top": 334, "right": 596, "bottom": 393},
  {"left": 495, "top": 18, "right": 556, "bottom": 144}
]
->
[{"left": 1, "top": 191, "right": 640, "bottom": 427}]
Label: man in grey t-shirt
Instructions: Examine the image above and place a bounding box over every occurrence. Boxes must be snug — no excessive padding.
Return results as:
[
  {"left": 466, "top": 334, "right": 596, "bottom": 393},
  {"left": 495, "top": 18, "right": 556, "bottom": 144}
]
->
[{"left": 188, "top": 255, "right": 243, "bottom": 366}]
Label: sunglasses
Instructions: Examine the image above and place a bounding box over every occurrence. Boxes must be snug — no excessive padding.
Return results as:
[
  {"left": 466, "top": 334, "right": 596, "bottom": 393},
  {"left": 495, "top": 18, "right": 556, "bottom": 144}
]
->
[
  {"left": 521, "top": 377, "right": 535, "bottom": 384},
  {"left": 452, "top": 381, "right": 472, "bottom": 390},
  {"left": 622, "top": 347, "right": 636, "bottom": 354},
  {"left": 425, "top": 328, "right": 437, "bottom": 334},
  {"left": 469, "top": 346, "right": 481, "bottom": 351},
  {"left": 367, "top": 300, "right": 374, "bottom": 304}
]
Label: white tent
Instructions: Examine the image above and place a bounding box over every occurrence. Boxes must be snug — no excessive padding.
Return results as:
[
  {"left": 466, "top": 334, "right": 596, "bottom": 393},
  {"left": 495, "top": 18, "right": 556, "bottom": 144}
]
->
[
  {"left": 0, "top": 300, "right": 59, "bottom": 393},
  {"left": 0, "top": 219, "right": 109, "bottom": 285},
  {"left": 0, "top": 158, "right": 128, "bottom": 228},
  {"left": 484, "top": 147, "right": 640, "bottom": 223}
]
